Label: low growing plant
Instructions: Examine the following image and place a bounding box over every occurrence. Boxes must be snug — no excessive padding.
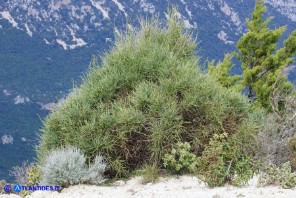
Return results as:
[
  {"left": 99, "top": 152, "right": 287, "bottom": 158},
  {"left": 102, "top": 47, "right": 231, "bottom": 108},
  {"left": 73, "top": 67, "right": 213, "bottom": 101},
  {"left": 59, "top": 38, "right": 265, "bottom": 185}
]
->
[
  {"left": 9, "top": 161, "right": 35, "bottom": 186},
  {"left": 40, "top": 146, "right": 107, "bottom": 188},
  {"left": 134, "top": 164, "right": 160, "bottom": 184},
  {"left": 26, "top": 166, "right": 42, "bottom": 186},
  {"left": 163, "top": 142, "right": 197, "bottom": 174},
  {"left": 259, "top": 162, "right": 296, "bottom": 189},
  {"left": 83, "top": 155, "right": 108, "bottom": 185},
  {"left": 197, "top": 131, "right": 258, "bottom": 187},
  {"left": 0, "top": 180, "right": 7, "bottom": 194}
]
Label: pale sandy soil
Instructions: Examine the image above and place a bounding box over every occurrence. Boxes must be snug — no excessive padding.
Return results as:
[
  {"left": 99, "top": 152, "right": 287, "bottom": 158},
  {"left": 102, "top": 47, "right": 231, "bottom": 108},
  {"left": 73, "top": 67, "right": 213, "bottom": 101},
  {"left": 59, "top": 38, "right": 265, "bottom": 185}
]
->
[{"left": 1, "top": 176, "right": 295, "bottom": 198}]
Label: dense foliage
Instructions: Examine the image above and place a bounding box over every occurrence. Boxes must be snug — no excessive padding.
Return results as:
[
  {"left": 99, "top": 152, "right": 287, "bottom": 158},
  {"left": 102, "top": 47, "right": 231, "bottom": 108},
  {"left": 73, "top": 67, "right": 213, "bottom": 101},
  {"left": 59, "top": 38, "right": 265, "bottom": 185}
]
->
[
  {"left": 163, "top": 142, "right": 198, "bottom": 174},
  {"left": 208, "top": 0, "right": 296, "bottom": 188},
  {"left": 205, "top": 0, "right": 296, "bottom": 188},
  {"left": 209, "top": 0, "right": 296, "bottom": 111},
  {"left": 2, "top": 0, "right": 296, "bottom": 185},
  {"left": 208, "top": 53, "right": 242, "bottom": 91},
  {"left": 37, "top": 10, "right": 263, "bottom": 186},
  {"left": 259, "top": 162, "right": 296, "bottom": 189},
  {"left": 237, "top": 0, "right": 296, "bottom": 110}
]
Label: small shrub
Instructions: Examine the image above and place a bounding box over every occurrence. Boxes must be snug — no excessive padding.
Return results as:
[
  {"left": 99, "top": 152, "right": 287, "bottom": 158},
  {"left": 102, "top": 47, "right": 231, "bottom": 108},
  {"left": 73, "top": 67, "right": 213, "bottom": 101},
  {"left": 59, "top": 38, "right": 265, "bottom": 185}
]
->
[
  {"left": 26, "top": 166, "right": 42, "bottom": 186},
  {"left": 8, "top": 162, "right": 40, "bottom": 197},
  {"left": 135, "top": 164, "right": 160, "bottom": 184},
  {"left": 259, "top": 162, "right": 296, "bottom": 189},
  {"left": 82, "top": 155, "right": 107, "bottom": 185},
  {"left": 40, "top": 146, "right": 107, "bottom": 187},
  {"left": 0, "top": 180, "right": 7, "bottom": 194},
  {"left": 258, "top": 90, "right": 296, "bottom": 168},
  {"left": 197, "top": 131, "right": 257, "bottom": 187},
  {"left": 19, "top": 190, "right": 31, "bottom": 198},
  {"left": 163, "top": 142, "right": 197, "bottom": 174},
  {"left": 9, "top": 161, "right": 35, "bottom": 186}
]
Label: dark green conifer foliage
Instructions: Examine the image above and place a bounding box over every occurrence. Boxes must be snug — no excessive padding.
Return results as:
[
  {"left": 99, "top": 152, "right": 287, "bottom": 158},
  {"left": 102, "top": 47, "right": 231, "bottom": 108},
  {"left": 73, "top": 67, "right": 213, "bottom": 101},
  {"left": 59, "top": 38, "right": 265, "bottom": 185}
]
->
[{"left": 236, "top": 0, "right": 296, "bottom": 109}]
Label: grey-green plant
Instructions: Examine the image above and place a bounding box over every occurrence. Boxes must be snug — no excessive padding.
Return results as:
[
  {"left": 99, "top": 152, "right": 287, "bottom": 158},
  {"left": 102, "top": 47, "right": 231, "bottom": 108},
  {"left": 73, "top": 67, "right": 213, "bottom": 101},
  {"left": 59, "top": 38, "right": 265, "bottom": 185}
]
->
[
  {"left": 9, "top": 161, "right": 35, "bottom": 186},
  {"left": 83, "top": 155, "right": 108, "bottom": 185},
  {"left": 163, "top": 142, "right": 197, "bottom": 174},
  {"left": 259, "top": 162, "right": 296, "bottom": 189},
  {"left": 0, "top": 180, "right": 7, "bottom": 194},
  {"left": 40, "top": 146, "right": 107, "bottom": 187},
  {"left": 257, "top": 90, "right": 296, "bottom": 169}
]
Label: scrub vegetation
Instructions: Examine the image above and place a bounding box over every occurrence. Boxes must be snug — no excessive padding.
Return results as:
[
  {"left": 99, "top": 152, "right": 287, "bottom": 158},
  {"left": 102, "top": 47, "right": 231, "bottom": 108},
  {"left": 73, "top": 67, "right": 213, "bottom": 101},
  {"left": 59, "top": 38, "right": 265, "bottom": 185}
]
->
[{"left": 7, "top": 1, "right": 296, "bottom": 190}]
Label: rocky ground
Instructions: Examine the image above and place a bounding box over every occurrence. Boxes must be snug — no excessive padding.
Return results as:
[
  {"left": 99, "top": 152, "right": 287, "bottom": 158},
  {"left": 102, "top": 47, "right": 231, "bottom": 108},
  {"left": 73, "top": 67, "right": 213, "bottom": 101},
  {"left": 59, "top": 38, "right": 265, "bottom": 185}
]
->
[{"left": 1, "top": 175, "right": 296, "bottom": 198}]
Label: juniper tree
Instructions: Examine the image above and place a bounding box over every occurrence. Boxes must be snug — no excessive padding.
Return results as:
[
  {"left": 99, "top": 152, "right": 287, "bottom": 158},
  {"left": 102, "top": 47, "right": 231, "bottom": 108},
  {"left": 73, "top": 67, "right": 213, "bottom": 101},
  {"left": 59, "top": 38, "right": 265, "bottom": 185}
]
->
[
  {"left": 236, "top": 0, "right": 296, "bottom": 110},
  {"left": 208, "top": 0, "right": 296, "bottom": 111}
]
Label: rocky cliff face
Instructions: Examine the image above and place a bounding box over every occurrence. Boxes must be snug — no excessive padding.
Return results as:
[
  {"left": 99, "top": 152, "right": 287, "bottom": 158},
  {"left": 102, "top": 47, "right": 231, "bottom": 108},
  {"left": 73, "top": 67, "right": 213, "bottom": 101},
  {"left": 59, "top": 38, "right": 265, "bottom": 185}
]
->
[
  {"left": 1, "top": 0, "right": 295, "bottom": 50},
  {"left": 265, "top": 0, "right": 296, "bottom": 21}
]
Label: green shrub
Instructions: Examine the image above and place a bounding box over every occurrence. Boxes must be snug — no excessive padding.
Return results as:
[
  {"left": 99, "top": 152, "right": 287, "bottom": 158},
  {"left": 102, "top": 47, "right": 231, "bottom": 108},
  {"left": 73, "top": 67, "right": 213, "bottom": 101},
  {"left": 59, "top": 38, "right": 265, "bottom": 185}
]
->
[
  {"left": 197, "top": 121, "right": 260, "bottom": 187},
  {"left": 8, "top": 162, "right": 41, "bottom": 197},
  {"left": 259, "top": 162, "right": 296, "bottom": 189},
  {"left": 26, "top": 166, "right": 42, "bottom": 186},
  {"left": 134, "top": 164, "right": 160, "bottom": 184},
  {"left": 40, "top": 146, "right": 107, "bottom": 187},
  {"left": 19, "top": 190, "right": 31, "bottom": 198},
  {"left": 37, "top": 9, "right": 263, "bottom": 185},
  {"left": 9, "top": 161, "right": 35, "bottom": 186},
  {"left": 163, "top": 142, "right": 197, "bottom": 174}
]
